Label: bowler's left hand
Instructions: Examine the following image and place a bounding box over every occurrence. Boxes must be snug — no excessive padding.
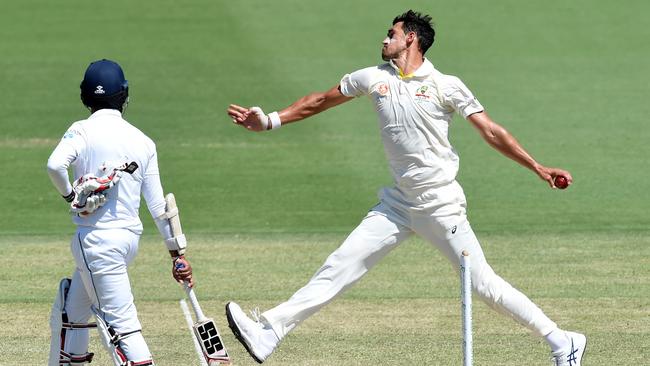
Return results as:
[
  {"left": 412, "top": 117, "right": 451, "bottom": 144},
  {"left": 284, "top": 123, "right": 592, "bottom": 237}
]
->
[{"left": 227, "top": 104, "right": 269, "bottom": 132}]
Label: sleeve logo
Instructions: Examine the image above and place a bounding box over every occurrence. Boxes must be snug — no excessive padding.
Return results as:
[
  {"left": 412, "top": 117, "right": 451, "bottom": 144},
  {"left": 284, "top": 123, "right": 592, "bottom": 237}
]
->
[{"left": 63, "top": 129, "right": 80, "bottom": 139}]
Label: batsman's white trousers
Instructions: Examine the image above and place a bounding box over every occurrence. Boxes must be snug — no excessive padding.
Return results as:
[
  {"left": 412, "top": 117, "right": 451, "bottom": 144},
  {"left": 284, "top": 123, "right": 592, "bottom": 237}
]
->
[
  {"left": 64, "top": 227, "right": 152, "bottom": 361},
  {"left": 262, "top": 182, "right": 558, "bottom": 339}
]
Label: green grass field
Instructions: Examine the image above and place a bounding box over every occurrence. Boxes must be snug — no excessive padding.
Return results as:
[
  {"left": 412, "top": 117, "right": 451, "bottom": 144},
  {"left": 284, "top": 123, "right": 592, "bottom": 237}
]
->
[{"left": 1, "top": 0, "right": 649, "bottom": 365}]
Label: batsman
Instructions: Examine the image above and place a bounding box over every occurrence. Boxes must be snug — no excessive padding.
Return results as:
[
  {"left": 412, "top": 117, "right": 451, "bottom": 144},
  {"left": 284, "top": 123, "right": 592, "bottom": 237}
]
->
[
  {"left": 46, "top": 59, "right": 193, "bottom": 365},
  {"left": 226, "top": 10, "right": 586, "bottom": 366}
]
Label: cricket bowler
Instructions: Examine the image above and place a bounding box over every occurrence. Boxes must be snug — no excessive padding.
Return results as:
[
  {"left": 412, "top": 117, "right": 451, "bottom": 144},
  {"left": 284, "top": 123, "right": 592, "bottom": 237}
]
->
[
  {"left": 46, "top": 59, "right": 193, "bottom": 365},
  {"left": 226, "top": 10, "right": 586, "bottom": 366}
]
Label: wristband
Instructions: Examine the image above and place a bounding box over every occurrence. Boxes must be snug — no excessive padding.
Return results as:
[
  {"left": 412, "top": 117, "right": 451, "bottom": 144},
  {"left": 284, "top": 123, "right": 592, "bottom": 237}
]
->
[
  {"left": 62, "top": 190, "right": 75, "bottom": 203},
  {"left": 268, "top": 111, "right": 281, "bottom": 130}
]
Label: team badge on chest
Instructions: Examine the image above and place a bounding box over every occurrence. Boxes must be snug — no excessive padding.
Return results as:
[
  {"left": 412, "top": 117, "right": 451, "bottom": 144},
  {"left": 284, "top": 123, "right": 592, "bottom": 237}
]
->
[{"left": 415, "top": 85, "right": 432, "bottom": 99}]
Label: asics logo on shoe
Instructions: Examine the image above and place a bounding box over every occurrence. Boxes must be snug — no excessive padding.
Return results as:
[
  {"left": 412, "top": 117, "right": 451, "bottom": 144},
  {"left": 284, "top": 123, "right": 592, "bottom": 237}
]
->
[
  {"left": 567, "top": 338, "right": 579, "bottom": 365},
  {"left": 551, "top": 332, "right": 586, "bottom": 366}
]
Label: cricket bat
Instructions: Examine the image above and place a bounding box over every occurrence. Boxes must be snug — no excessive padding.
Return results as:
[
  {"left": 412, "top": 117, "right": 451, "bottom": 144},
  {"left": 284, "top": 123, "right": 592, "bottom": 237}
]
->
[
  {"left": 165, "top": 193, "right": 230, "bottom": 365},
  {"left": 182, "top": 282, "right": 231, "bottom": 365},
  {"left": 180, "top": 298, "right": 209, "bottom": 366}
]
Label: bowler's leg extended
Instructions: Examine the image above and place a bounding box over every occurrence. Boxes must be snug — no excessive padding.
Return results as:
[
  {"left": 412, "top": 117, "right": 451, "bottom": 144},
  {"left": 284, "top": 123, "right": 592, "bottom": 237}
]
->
[
  {"left": 415, "top": 215, "right": 587, "bottom": 364},
  {"left": 226, "top": 205, "right": 412, "bottom": 363},
  {"left": 263, "top": 209, "right": 413, "bottom": 337},
  {"left": 414, "top": 215, "right": 558, "bottom": 337}
]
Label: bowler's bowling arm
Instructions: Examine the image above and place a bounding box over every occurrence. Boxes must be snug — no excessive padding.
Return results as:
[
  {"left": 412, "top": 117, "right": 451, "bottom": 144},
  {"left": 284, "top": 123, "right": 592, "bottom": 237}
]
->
[
  {"left": 276, "top": 85, "right": 353, "bottom": 125},
  {"left": 467, "top": 111, "right": 570, "bottom": 187}
]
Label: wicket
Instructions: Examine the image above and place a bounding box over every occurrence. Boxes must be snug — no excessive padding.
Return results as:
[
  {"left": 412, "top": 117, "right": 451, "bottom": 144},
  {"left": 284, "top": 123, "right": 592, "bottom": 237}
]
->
[{"left": 460, "top": 250, "right": 473, "bottom": 366}]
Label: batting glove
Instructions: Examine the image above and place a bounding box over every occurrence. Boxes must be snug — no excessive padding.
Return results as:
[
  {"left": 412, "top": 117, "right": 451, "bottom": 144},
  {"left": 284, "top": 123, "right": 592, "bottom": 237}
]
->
[
  {"left": 70, "top": 173, "right": 113, "bottom": 216},
  {"left": 71, "top": 192, "right": 107, "bottom": 217}
]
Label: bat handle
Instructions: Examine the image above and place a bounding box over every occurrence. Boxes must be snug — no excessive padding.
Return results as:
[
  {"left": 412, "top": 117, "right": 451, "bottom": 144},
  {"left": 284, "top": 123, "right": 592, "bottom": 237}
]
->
[
  {"left": 185, "top": 285, "right": 207, "bottom": 321},
  {"left": 174, "top": 261, "right": 207, "bottom": 320},
  {"left": 176, "top": 263, "right": 204, "bottom": 319}
]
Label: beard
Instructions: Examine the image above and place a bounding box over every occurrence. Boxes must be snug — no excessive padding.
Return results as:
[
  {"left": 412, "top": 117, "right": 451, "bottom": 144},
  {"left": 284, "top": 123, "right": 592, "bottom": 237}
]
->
[{"left": 381, "top": 46, "right": 400, "bottom": 61}]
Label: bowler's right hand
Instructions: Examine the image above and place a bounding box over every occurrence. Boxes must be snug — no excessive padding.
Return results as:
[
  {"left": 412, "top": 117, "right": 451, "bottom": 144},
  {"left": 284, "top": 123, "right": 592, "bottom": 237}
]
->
[{"left": 536, "top": 166, "right": 573, "bottom": 189}]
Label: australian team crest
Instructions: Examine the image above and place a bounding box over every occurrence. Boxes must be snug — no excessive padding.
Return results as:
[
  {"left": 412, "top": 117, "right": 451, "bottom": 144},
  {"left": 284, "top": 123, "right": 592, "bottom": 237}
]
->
[{"left": 415, "top": 85, "right": 431, "bottom": 99}]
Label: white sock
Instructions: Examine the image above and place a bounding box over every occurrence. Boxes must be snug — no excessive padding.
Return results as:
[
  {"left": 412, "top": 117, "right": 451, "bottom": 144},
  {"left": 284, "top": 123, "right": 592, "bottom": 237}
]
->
[{"left": 545, "top": 329, "right": 570, "bottom": 353}]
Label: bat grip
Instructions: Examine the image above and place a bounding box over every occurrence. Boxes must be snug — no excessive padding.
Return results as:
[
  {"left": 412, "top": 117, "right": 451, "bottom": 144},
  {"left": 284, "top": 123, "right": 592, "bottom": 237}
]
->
[
  {"left": 184, "top": 284, "right": 207, "bottom": 321},
  {"left": 175, "top": 261, "right": 206, "bottom": 320}
]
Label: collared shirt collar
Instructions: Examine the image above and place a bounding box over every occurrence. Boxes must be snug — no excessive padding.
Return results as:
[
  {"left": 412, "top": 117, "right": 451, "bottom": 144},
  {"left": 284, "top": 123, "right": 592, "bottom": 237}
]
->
[
  {"left": 89, "top": 109, "right": 122, "bottom": 119},
  {"left": 389, "top": 57, "right": 434, "bottom": 80}
]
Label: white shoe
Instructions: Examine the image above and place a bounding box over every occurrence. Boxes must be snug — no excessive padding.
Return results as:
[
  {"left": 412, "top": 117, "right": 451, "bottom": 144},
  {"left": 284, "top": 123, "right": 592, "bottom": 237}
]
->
[
  {"left": 225, "top": 302, "right": 279, "bottom": 364},
  {"left": 550, "top": 331, "right": 587, "bottom": 366}
]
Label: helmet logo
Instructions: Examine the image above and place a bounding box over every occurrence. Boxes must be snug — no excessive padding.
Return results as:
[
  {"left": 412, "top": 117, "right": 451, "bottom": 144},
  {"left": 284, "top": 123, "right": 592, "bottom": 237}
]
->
[{"left": 94, "top": 85, "right": 105, "bottom": 95}]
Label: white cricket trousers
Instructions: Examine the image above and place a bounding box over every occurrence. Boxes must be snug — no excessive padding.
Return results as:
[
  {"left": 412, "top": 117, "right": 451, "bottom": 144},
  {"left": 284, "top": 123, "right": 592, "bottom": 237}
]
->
[
  {"left": 64, "top": 226, "right": 152, "bottom": 362},
  {"left": 262, "top": 188, "right": 558, "bottom": 339}
]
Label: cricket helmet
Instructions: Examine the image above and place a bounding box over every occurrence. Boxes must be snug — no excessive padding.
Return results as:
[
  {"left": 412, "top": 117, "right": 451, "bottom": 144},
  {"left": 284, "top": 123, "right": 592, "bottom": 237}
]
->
[{"left": 80, "top": 59, "right": 129, "bottom": 112}]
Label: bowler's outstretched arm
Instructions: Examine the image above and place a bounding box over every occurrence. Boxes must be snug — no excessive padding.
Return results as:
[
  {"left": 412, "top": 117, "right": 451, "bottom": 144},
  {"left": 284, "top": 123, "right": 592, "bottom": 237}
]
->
[
  {"left": 467, "top": 111, "right": 572, "bottom": 188},
  {"left": 276, "top": 85, "right": 353, "bottom": 123},
  {"left": 227, "top": 85, "right": 353, "bottom": 131}
]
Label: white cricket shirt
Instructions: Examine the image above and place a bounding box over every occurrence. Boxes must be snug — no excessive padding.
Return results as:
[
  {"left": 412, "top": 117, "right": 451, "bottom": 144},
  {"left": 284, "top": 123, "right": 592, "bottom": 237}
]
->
[
  {"left": 47, "top": 109, "right": 166, "bottom": 233},
  {"left": 340, "top": 58, "right": 484, "bottom": 192}
]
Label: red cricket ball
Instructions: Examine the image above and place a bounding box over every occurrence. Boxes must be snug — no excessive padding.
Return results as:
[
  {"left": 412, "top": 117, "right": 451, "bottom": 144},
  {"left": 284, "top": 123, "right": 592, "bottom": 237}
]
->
[{"left": 554, "top": 175, "right": 569, "bottom": 189}]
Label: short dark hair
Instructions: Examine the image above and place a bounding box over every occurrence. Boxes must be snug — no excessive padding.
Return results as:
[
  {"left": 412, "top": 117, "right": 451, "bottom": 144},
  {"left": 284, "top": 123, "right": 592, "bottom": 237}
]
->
[{"left": 393, "top": 10, "right": 435, "bottom": 54}]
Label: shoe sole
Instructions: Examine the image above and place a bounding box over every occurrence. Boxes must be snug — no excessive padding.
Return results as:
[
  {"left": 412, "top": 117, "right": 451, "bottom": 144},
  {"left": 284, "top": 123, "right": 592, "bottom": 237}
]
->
[{"left": 225, "top": 302, "right": 264, "bottom": 364}]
